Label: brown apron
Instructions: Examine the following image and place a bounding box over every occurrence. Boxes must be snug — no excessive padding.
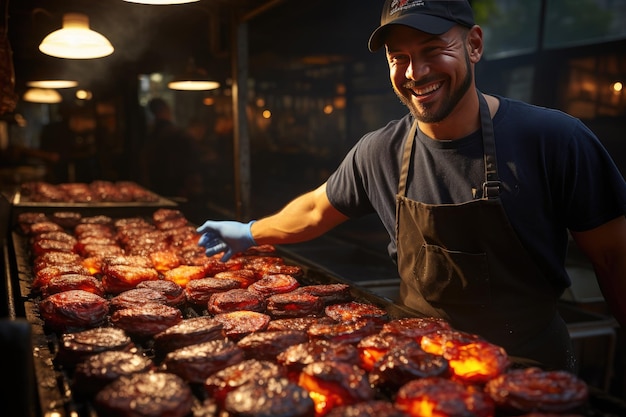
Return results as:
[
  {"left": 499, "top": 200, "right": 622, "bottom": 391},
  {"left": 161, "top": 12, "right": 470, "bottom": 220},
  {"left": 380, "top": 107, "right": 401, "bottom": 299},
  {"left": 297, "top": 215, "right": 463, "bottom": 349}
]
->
[{"left": 395, "top": 92, "right": 575, "bottom": 371}]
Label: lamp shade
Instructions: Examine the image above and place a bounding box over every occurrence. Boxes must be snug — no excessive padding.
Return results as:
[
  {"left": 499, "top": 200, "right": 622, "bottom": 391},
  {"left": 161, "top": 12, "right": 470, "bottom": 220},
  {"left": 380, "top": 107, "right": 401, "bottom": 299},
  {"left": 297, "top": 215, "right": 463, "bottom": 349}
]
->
[
  {"left": 168, "top": 61, "right": 220, "bottom": 91},
  {"left": 39, "top": 13, "right": 114, "bottom": 59},
  {"left": 23, "top": 88, "right": 63, "bottom": 103},
  {"left": 168, "top": 79, "right": 221, "bottom": 91},
  {"left": 27, "top": 80, "right": 78, "bottom": 89}
]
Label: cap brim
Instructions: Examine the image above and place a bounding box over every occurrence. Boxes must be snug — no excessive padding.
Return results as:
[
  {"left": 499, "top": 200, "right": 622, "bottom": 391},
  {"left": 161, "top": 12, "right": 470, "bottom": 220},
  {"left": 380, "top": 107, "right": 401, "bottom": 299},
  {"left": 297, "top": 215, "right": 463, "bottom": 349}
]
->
[{"left": 368, "top": 14, "right": 457, "bottom": 52}]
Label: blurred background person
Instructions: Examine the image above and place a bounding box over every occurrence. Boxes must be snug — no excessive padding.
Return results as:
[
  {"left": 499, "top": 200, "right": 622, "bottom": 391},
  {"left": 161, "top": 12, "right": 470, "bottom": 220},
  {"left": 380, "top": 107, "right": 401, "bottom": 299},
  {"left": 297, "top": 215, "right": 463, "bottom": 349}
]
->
[
  {"left": 39, "top": 104, "right": 99, "bottom": 183},
  {"left": 139, "top": 97, "right": 195, "bottom": 198}
]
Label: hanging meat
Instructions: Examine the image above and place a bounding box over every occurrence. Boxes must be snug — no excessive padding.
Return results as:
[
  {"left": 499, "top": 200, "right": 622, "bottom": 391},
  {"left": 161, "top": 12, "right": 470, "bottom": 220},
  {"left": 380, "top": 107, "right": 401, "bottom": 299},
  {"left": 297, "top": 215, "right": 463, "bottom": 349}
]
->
[{"left": 0, "top": 0, "right": 17, "bottom": 114}]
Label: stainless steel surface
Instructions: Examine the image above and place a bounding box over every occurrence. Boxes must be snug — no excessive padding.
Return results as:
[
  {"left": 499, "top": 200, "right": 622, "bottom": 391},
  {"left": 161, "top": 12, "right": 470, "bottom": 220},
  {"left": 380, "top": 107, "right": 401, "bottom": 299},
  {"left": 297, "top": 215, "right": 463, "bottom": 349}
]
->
[{"left": 563, "top": 265, "right": 605, "bottom": 304}]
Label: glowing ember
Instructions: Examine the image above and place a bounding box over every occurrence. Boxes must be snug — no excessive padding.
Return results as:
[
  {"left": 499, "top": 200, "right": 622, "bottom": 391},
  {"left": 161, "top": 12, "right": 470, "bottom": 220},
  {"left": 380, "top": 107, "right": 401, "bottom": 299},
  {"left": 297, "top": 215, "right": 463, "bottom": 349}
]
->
[
  {"left": 446, "top": 341, "right": 509, "bottom": 384},
  {"left": 396, "top": 377, "right": 494, "bottom": 417},
  {"left": 420, "top": 331, "right": 508, "bottom": 384}
]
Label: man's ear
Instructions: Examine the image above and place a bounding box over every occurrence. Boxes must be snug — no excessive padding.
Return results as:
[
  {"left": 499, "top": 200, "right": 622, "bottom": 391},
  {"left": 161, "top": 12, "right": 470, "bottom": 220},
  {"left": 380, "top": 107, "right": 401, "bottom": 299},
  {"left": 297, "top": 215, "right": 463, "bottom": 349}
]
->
[{"left": 467, "top": 25, "right": 483, "bottom": 63}]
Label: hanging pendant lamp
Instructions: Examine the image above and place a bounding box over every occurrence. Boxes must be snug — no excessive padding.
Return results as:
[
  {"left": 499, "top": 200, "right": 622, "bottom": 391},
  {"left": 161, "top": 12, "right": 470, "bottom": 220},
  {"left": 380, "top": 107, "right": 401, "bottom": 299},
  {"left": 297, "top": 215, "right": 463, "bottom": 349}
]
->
[
  {"left": 23, "top": 88, "right": 63, "bottom": 104},
  {"left": 23, "top": 58, "right": 80, "bottom": 89},
  {"left": 27, "top": 80, "right": 78, "bottom": 89},
  {"left": 168, "top": 59, "right": 220, "bottom": 91},
  {"left": 39, "top": 13, "right": 114, "bottom": 59}
]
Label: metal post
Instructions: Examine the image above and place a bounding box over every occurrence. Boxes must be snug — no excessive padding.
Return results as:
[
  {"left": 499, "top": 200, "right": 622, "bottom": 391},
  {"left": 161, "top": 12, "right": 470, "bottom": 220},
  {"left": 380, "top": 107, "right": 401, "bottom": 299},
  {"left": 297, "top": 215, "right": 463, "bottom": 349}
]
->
[
  {"left": 230, "top": 0, "right": 290, "bottom": 220},
  {"left": 231, "top": 13, "right": 251, "bottom": 221}
]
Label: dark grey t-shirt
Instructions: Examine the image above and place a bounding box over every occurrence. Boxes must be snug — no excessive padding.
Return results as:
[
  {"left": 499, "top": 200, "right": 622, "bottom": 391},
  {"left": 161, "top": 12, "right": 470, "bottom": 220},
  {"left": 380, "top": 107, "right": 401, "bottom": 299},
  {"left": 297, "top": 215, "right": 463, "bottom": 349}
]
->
[{"left": 326, "top": 96, "right": 626, "bottom": 289}]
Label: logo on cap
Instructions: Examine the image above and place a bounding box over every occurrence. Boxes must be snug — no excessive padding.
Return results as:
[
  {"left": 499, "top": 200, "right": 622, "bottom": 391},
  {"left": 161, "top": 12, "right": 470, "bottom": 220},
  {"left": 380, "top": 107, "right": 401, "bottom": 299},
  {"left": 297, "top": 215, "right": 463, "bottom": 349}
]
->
[{"left": 389, "top": 0, "right": 426, "bottom": 17}]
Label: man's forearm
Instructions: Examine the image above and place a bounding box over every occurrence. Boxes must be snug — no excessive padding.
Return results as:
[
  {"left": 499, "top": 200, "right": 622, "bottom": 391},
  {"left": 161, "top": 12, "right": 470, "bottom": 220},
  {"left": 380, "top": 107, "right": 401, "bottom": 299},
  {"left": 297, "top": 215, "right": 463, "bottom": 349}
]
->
[
  {"left": 594, "top": 259, "right": 626, "bottom": 329},
  {"left": 251, "top": 184, "right": 348, "bottom": 245}
]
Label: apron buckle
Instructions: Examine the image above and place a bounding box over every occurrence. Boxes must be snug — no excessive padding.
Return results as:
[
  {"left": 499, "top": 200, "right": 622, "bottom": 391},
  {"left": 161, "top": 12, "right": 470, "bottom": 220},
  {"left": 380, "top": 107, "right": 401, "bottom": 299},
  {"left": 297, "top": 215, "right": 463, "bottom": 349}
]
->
[{"left": 482, "top": 181, "right": 501, "bottom": 198}]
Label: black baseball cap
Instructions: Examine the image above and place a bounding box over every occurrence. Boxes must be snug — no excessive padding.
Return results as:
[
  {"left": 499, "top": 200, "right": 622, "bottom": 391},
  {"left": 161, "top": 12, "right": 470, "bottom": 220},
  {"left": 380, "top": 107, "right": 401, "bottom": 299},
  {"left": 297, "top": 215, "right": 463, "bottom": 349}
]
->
[{"left": 369, "top": 0, "right": 476, "bottom": 52}]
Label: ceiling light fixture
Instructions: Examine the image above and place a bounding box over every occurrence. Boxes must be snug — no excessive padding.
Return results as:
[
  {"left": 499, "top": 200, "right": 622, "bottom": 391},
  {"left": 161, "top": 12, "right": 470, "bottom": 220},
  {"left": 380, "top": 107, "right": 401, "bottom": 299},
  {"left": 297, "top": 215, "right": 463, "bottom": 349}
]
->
[
  {"left": 27, "top": 80, "right": 78, "bottom": 89},
  {"left": 39, "top": 13, "right": 114, "bottom": 59},
  {"left": 23, "top": 88, "right": 63, "bottom": 104},
  {"left": 23, "top": 59, "right": 81, "bottom": 89},
  {"left": 123, "top": 0, "right": 200, "bottom": 4},
  {"left": 168, "top": 59, "right": 220, "bottom": 91}
]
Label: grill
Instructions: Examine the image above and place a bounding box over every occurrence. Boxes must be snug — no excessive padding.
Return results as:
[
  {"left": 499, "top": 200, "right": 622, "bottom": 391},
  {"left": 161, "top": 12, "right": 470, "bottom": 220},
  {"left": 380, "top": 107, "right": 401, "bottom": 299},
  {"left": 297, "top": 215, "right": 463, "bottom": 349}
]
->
[
  {"left": 2, "top": 203, "right": 626, "bottom": 417},
  {"left": 8, "top": 182, "right": 177, "bottom": 226},
  {"left": 4, "top": 223, "right": 422, "bottom": 417}
]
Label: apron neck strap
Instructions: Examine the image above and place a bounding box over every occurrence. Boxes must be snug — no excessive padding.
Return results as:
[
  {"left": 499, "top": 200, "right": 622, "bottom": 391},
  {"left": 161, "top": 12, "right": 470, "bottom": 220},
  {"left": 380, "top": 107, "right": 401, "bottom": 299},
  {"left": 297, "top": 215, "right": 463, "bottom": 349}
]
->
[
  {"left": 398, "top": 90, "right": 501, "bottom": 199},
  {"left": 479, "top": 91, "right": 500, "bottom": 199},
  {"left": 398, "top": 120, "right": 418, "bottom": 197}
]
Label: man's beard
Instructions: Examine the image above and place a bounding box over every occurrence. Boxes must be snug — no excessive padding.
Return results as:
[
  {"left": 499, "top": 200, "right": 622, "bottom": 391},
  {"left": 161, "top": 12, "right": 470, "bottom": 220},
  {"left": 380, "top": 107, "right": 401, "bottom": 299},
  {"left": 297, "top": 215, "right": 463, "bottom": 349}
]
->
[{"left": 394, "top": 51, "right": 473, "bottom": 124}]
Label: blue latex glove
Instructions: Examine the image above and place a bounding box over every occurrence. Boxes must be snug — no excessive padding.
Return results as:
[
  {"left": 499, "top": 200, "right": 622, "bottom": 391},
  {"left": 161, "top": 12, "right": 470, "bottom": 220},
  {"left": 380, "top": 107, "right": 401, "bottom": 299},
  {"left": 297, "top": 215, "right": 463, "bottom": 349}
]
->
[{"left": 196, "top": 220, "right": 257, "bottom": 262}]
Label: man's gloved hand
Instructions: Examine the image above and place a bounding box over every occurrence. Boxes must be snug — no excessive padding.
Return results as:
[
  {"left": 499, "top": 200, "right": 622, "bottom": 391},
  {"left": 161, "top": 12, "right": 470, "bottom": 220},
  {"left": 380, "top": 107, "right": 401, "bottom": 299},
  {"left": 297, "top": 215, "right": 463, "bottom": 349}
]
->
[{"left": 196, "top": 220, "right": 257, "bottom": 262}]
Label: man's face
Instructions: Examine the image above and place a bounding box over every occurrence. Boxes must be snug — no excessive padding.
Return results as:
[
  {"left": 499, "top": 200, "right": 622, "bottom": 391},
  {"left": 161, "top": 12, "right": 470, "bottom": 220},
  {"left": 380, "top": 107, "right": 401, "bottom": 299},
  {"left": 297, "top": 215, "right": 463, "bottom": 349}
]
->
[{"left": 385, "top": 25, "right": 474, "bottom": 124}]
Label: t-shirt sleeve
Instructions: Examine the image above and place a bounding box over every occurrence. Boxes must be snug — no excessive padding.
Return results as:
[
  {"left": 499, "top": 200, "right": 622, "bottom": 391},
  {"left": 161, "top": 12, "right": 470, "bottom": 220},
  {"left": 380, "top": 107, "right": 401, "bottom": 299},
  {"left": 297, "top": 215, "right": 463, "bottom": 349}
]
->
[
  {"left": 326, "top": 116, "right": 412, "bottom": 224},
  {"left": 326, "top": 141, "right": 376, "bottom": 218},
  {"left": 560, "top": 119, "right": 626, "bottom": 231}
]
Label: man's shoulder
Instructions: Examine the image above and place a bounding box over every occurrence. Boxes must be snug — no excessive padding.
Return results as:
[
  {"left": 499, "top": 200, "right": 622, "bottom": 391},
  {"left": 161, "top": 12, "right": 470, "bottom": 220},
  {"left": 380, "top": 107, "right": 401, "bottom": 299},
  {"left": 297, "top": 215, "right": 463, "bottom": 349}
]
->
[
  {"left": 494, "top": 95, "right": 581, "bottom": 135},
  {"left": 379, "top": 113, "right": 413, "bottom": 133},
  {"left": 361, "top": 114, "right": 413, "bottom": 144},
  {"left": 496, "top": 96, "right": 576, "bottom": 121}
]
